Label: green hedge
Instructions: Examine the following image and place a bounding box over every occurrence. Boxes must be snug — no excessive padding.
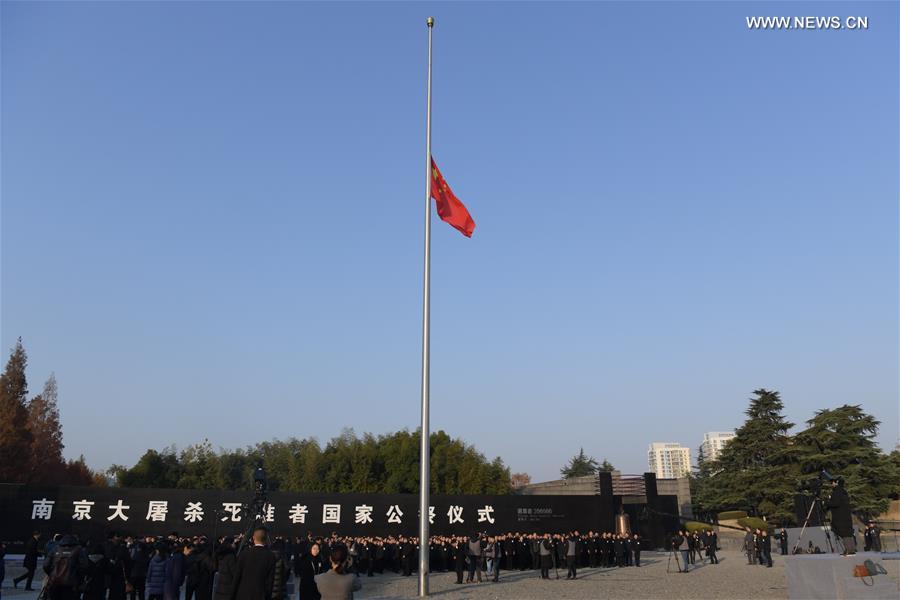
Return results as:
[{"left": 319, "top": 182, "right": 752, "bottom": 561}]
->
[
  {"left": 718, "top": 510, "right": 748, "bottom": 520},
  {"left": 737, "top": 517, "right": 769, "bottom": 531},
  {"left": 685, "top": 521, "right": 715, "bottom": 533}
]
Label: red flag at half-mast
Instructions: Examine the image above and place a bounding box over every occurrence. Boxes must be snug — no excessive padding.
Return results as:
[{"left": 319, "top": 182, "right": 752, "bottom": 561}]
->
[{"left": 431, "top": 157, "right": 475, "bottom": 237}]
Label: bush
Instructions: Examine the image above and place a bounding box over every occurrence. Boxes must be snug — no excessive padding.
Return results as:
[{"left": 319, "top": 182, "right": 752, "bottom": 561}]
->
[
  {"left": 737, "top": 517, "right": 769, "bottom": 531},
  {"left": 718, "top": 510, "right": 748, "bottom": 520},
  {"left": 685, "top": 521, "right": 715, "bottom": 533}
]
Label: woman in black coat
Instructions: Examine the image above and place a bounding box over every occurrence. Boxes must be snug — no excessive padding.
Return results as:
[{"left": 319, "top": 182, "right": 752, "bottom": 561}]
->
[
  {"left": 83, "top": 543, "right": 111, "bottom": 600},
  {"left": 295, "top": 542, "right": 325, "bottom": 600},
  {"left": 212, "top": 543, "right": 237, "bottom": 600}
]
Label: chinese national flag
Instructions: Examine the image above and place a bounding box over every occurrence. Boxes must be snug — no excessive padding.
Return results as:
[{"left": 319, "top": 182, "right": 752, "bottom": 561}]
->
[{"left": 431, "top": 157, "right": 475, "bottom": 237}]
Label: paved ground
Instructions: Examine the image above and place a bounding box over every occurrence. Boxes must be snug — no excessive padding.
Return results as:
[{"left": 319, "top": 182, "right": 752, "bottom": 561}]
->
[{"left": 2, "top": 550, "right": 898, "bottom": 599}]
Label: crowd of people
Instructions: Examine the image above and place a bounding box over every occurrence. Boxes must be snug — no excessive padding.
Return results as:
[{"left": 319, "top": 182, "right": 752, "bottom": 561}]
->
[{"left": 1, "top": 528, "right": 653, "bottom": 600}]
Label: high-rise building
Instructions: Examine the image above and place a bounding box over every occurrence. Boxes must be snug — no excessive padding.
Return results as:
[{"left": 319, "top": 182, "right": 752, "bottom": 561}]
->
[
  {"left": 700, "top": 431, "right": 736, "bottom": 463},
  {"left": 648, "top": 443, "right": 692, "bottom": 479}
]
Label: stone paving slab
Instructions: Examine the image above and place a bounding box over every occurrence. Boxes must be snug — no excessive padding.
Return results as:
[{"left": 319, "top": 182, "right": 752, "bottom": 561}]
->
[{"left": 2, "top": 550, "right": 898, "bottom": 599}]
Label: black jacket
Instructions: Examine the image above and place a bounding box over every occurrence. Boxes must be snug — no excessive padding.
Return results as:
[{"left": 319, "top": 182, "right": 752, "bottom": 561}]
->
[
  {"left": 213, "top": 549, "right": 237, "bottom": 600},
  {"left": 23, "top": 538, "right": 40, "bottom": 569},
  {"left": 295, "top": 554, "right": 325, "bottom": 600},
  {"left": 271, "top": 549, "right": 289, "bottom": 600},
  {"left": 230, "top": 545, "right": 275, "bottom": 600},
  {"left": 826, "top": 486, "right": 853, "bottom": 537}
]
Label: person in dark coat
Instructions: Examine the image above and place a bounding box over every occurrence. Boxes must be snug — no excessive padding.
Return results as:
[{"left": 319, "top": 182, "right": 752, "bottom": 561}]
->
[
  {"left": 613, "top": 535, "right": 625, "bottom": 568},
  {"left": 398, "top": 537, "right": 413, "bottom": 577},
  {"left": 129, "top": 539, "right": 151, "bottom": 600},
  {"left": 188, "top": 542, "right": 215, "bottom": 600},
  {"left": 825, "top": 476, "right": 855, "bottom": 554},
  {"left": 145, "top": 545, "right": 168, "bottom": 600},
  {"left": 230, "top": 527, "right": 276, "bottom": 600},
  {"left": 13, "top": 531, "right": 41, "bottom": 590},
  {"left": 212, "top": 542, "right": 237, "bottom": 600},
  {"left": 107, "top": 534, "right": 132, "bottom": 600},
  {"left": 704, "top": 530, "right": 718, "bottom": 564},
  {"left": 83, "top": 543, "right": 110, "bottom": 600},
  {"left": 295, "top": 541, "right": 325, "bottom": 600},
  {"left": 760, "top": 530, "right": 773, "bottom": 567},
  {"left": 453, "top": 538, "right": 466, "bottom": 584},
  {"left": 163, "top": 543, "right": 186, "bottom": 600},
  {"left": 632, "top": 534, "right": 642, "bottom": 567},
  {"left": 776, "top": 528, "right": 789, "bottom": 555},
  {"left": 270, "top": 539, "right": 290, "bottom": 600}
]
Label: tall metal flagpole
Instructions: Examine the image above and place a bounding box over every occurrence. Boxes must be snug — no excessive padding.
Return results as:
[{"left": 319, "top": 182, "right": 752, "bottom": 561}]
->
[{"left": 418, "top": 15, "right": 434, "bottom": 598}]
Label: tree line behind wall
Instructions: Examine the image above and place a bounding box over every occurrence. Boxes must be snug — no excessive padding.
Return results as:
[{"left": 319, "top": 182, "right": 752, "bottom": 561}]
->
[{"left": 110, "top": 429, "right": 512, "bottom": 495}]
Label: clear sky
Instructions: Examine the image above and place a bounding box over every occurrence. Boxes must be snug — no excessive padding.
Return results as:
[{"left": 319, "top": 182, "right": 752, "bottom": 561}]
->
[{"left": 2, "top": 1, "right": 897, "bottom": 482}]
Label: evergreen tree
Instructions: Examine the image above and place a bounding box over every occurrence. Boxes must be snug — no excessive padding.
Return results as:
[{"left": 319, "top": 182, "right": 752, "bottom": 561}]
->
[
  {"left": 598, "top": 459, "right": 615, "bottom": 473},
  {"left": 791, "top": 405, "right": 899, "bottom": 519},
  {"left": 696, "top": 444, "right": 706, "bottom": 469},
  {"left": 27, "top": 374, "right": 66, "bottom": 482},
  {"left": 560, "top": 448, "right": 599, "bottom": 478},
  {"left": 705, "top": 389, "right": 798, "bottom": 523},
  {"left": 0, "top": 339, "right": 33, "bottom": 482}
]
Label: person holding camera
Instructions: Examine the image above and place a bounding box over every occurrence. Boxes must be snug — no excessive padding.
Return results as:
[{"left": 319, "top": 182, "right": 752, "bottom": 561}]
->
[
  {"left": 314, "top": 545, "right": 361, "bottom": 600},
  {"left": 672, "top": 531, "right": 689, "bottom": 573},
  {"left": 825, "top": 476, "right": 856, "bottom": 554}
]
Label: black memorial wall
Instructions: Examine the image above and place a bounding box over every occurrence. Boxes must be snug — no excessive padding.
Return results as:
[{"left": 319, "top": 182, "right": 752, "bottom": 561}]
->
[{"left": 0, "top": 485, "right": 616, "bottom": 540}]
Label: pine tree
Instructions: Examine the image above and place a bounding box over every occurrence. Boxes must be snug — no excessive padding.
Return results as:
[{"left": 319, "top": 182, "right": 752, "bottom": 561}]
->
[
  {"left": 706, "top": 389, "right": 798, "bottom": 523},
  {"left": 598, "top": 459, "right": 615, "bottom": 473},
  {"left": 560, "top": 448, "right": 599, "bottom": 478},
  {"left": 27, "top": 374, "right": 66, "bottom": 482},
  {"left": 0, "top": 339, "right": 33, "bottom": 482},
  {"left": 791, "top": 405, "right": 899, "bottom": 519}
]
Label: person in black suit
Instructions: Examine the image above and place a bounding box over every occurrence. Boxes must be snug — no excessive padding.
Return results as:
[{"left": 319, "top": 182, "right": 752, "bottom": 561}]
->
[
  {"left": 13, "top": 532, "right": 41, "bottom": 591},
  {"left": 230, "top": 527, "right": 275, "bottom": 600}
]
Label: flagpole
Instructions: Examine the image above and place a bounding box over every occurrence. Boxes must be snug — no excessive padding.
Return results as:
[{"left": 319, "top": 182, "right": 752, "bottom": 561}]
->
[{"left": 418, "top": 15, "right": 434, "bottom": 598}]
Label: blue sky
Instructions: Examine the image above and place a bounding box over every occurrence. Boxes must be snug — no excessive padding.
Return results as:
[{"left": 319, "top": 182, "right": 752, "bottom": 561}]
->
[{"left": 2, "top": 1, "right": 897, "bottom": 481}]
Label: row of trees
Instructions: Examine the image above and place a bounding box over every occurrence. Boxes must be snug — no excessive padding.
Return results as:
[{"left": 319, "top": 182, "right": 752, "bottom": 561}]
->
[
  {"left": 110, "top": 429, "right": 512, "bottom": 495},
  {"left": 692, "top": 389, "right": 900, "bottom": 524},
  {"left": 0, "top": 339, "right": 98, "bottom": 485}
]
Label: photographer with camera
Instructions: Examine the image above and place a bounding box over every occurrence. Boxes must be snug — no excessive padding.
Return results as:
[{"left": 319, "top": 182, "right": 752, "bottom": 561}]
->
[
  {"left": 824, "top": 476, "right": 855, "bottom": 555},
  {"left": 671, "top": 531, "right": 689, "bottom": 574}
]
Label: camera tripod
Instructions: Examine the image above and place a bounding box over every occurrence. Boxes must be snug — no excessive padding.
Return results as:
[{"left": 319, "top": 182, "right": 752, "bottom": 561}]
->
[
  {"left": 793, "top": 494, "right": 835, "bottom": 554},
  {"left": 666, "top": 546, "right": 683, "bottom": 573}
]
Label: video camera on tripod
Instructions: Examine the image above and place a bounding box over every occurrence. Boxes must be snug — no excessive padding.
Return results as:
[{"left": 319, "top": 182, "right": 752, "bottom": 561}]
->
[
  {"left": 799, "top": 469, "right": 838, "bottom": 495},
  {"left": 236, "top": 466, "right": 271, "bottom": 554},
  {"left": 794, "top": 469, "right": 840, "bottom": 554}
]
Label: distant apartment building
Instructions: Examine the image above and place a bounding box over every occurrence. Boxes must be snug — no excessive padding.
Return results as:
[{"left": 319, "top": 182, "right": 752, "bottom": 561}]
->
[
  {"left": 648, "top": 443, "right": 691, "bottom": 479},
  {"left": 700, "top": 431, "right": 736, "bottom": 463}
]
